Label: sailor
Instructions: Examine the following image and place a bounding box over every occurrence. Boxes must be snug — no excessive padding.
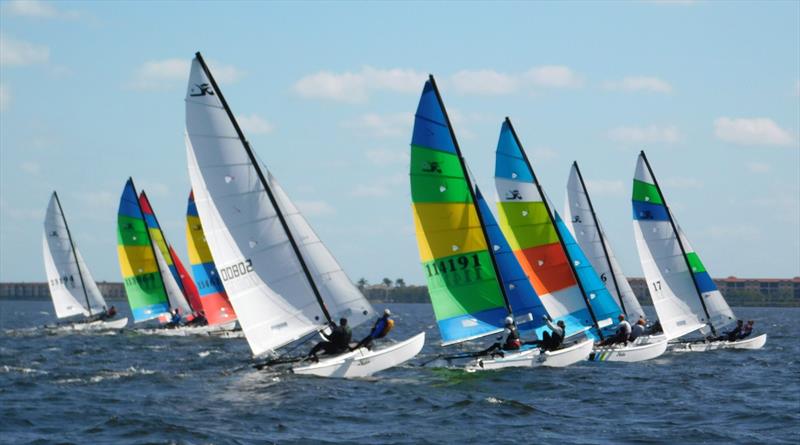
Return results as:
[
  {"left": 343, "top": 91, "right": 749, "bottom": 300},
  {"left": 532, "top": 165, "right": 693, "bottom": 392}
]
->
[
  {"left": 539, "top": 315, "right": 566, "bottom": 351},
  {"left": 479, "top": 316, "right": 522, "bottom": 357},
  {"left": 722, "top": 320, "right": 744, "bottom": 342},
  {"left": 647, "top": 319, "right": 663, "bottom": 335},
  {"left": 738, "top": 320, "right": 754, "bottom": 339},
  {"left": 168, "top": 308, "right": 182, "bottom": 327},
  {"left": 103, "top": 306, "right": 117, "bottom": 320},
  {"left": 307, "top": 318, "right": 352, "bottom": 361},
  {"left": 353, "top": 309, "right": 394, "bottom": 350},
  {"left": 599, "top": 314, "right": 631, "bottom": 346},
  {"left": 629, "top": 318, "right": 646, "bottom": 342}
]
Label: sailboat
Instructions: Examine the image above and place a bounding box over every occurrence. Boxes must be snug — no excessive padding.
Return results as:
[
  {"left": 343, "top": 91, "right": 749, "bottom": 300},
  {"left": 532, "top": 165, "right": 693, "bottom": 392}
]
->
[
  {"left": 43, "top": 191, "right": 128, "bottom": 330},
  {"left": 184, "top": 52, "right": 423, "bottom": 378},
  {"left": 186, "top": 190, "right": 238, "bottom": 328},
  {"left": 410, "top": 76, "right": 592, "bottom": 371},
  {"left": 494, "top": 119, "right": 666, "bottom": 362},
  {"left": 632, "top": 151, "right": 766, "bottom": 351}
]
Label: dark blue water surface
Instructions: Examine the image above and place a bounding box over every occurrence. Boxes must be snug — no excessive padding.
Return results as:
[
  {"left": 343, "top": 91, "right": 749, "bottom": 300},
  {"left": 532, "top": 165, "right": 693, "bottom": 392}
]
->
[{"left": 1, "top": 300, "right": 797, "bottom": 444}]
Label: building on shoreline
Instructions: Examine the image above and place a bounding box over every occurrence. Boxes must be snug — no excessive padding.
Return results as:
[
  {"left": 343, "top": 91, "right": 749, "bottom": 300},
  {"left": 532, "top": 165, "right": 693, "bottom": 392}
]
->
[{"left": 2, "top": 277, "right": 799, "bottom": 306}]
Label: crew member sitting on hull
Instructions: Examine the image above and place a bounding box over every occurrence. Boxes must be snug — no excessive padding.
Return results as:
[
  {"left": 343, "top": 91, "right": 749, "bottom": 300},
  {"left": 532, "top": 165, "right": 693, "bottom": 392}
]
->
[
  {"left": 185, "top": 311, "right": 208, "bottom": 327},
  {"left": 629, "top": 318, "right": 646, "bottom": 342},
  {"left": 528, "top": 315, "right": 566, "bottom": 351},
  {"left": 710, "top": 320, "right": 743, "bottom": 342},
  {"left": 167, "top": 308, "right": 182, "bottom": 328},
  {"left": 307, "top": 318, "right": 352, "bottom": 362},
  {"left": 479, "top": 316, "right": 522, "bottom": 358},
  {"left": 739, "top": 320, "right": 754, "bottom": 339},
  {"left": 597, "top": 314, "right": 631, "bottom": 346},
  {"left": 353, "top": 309, "right": 394, "bottom": 351}
]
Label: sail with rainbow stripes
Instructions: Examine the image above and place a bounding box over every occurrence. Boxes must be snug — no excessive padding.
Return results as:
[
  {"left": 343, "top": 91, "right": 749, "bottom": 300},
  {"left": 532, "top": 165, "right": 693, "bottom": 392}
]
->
[
  {"left": 494, "top": 118, "right": 622, "bottom": 339},
  {"left": 632, "top": 151, "right": 733, "bottom": 338},
  {"left": 186, "top": 190, "right": 237, "bottom": 326},
  {"left": 117, "top": 178, "right": 170, "bottom": 322},
  {"left": 410, "top": 77, "right": 545, "bottom": 345}
]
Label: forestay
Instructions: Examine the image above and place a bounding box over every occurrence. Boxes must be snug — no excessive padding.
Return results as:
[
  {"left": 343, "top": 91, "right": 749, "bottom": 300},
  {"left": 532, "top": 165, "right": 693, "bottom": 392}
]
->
[
  {"left": 632, "top": 152, "right": 715, "bottom": 339},
  {"left": 186, "top": 191, "right": 238, "bottom": 326},
  {"left": 410, "top": 77, "right": 509, "bottom": 345},
  {"left": 185, "top": 53, "right": 370, "bottom": 356},
  {"left": 565, "top": 162, "right": 645, "bottom": 320},
  {"left": 43, "top": 192, "right": 107, "bottom": 318}
]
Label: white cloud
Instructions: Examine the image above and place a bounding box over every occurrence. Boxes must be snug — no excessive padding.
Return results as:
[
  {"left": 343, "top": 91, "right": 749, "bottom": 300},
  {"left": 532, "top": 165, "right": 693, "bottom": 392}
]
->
[
  {"left": 0, "top": 84, "right": 9, "bottom": 111},
  {"left": 585, "top": 179, "right": 624, "bottom": 197},
  {"left": 129, "top": 58, "right": 243, "bottom": 91},
  {"left": 0, "top": 34, "right": 49, "bottom": 66},
  {"left": 714, "top": 117, "right": 794, "bottom": 146},
  {"left": 351, "top": 173, "right": 405, "bottom": 198},
  {"left": 449, "top": 66, "right": 583, "bottom": 95},
  {"left": 351, "top": 184, "right": 389, "bottom": 198},
  {"left": 746, "top": 162, "right": 770, "bottom": 173},
  {"left": 525, "top": 65, "right": 584, "bottom": 88},
  {"left": 451, "top": 70, "right": 519, "bottom": 95},
  {"left": 365, "top": 148, "right": 409, "bottom": 166},
  {"left": 3, "top": 0, "right": 80, "bottom": 19},
  {"left": 604, "top": 76, "right": 673, "bottom": 93},
  {"left": 663, "top": 177, "right": 703, "bottom": 189},
  {"left": 343, "top": 112, "right": 413, "bottom": 138},
  {"left": 293, "top": 67, "right": 426, "bottom": 103},
  {"left": 296, "top": 200, "right": 335, "bottom": 216},
  {"left": 608, "top": 125, "right": 680, "bottom": 143},
  {"left": 237, "top": 114, "right": 274, "bottom": 135},
  {"left": 20, "top": 161, "right": 40, "bottom": 175}
]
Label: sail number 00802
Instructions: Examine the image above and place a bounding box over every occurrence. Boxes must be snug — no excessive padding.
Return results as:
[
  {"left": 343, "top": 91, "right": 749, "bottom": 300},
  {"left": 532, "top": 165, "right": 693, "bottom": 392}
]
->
[{"left": 220, "top": 259, "right": 254, "bottom": 282}]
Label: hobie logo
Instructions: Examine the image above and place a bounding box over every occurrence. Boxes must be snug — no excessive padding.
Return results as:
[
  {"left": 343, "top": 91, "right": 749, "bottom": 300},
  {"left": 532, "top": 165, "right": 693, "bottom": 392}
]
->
[
  {"left": 506, "top": 190, "right": 523, "bottom": 200},
  {"left": 190, "top": 83, "right": 214, "bottom": 97},
  {"left": 572, "top": 215, "right": 582, "bottom": 223},
  {"left": 421, "top": 161, "right": 442, "bottom": 173}
]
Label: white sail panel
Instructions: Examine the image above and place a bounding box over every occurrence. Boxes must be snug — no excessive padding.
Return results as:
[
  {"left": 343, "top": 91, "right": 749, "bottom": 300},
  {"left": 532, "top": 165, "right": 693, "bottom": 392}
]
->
[
  {"left": 74, "top": 248, "right": 108, "bottom": 313},
  {"left": 565, "top": 164, "right": 645, "bottom": 320},
  {"left": 152, "top": 240, "right": 193, "bottom": 316},
  {"left": 270, "top": 174, "right": 373, "bottom": 326},
  {"left": 43, "top": 194, "right": 91, "bottom": 318}
]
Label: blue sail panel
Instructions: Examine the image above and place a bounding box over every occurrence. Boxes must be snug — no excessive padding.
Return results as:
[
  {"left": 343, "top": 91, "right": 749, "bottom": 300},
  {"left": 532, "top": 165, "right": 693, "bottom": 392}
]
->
[
  {"left": 475, "top": 187, "right": 548, "bottom": 332},
  {"left": 437, "top": 307, "right": 509, "bottom": 345},
  {"left": 411, "top": 80, "right": 456, "bottom": 153},
  {"left": 555, "top": 213, "right": 623, "bottom": 335}
]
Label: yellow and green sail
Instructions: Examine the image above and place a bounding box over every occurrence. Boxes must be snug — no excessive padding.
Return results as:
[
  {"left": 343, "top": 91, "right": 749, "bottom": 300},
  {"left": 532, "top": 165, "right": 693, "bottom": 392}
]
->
[
  {"left": 410, "top": 78, "right": 508, "bottom": 345},
  {"left": 116, "top": 178, "right": 169, "bottom": 322}
]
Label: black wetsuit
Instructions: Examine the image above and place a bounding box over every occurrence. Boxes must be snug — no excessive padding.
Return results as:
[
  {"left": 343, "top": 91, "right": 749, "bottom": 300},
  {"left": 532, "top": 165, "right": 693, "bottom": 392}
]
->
[{"left": 309, "top": 325, "right": 352, "bottom": 357}]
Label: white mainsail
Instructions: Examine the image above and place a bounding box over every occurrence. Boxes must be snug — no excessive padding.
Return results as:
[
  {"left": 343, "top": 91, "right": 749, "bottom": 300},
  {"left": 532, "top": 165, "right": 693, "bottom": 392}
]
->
[
  {"left": 632, "top": 153, "right": 707, "bottom": 339},
  {"left": 43, "top": 192, "right": 107, "bottom": 319},
  {"left": 564, "top": 162, "right": 645, "bottom": 320},
  {"left": 152, "top": 240, "right": 193, "bottom": 316},
  {"left": 184, "top": 53, "right": 371, "bottom": 357}
]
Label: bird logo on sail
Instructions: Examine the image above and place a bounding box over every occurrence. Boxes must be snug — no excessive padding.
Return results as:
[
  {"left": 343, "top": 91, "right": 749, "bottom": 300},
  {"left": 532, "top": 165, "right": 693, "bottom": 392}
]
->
[
  {"left": 190, "top": 83, "right": 215, "bottom": 97},
  {"left": 421, "top": 161, "right": 442, "bottom": 173},
  {"left": 506, "top": 190, "right": 523, "bottom": 200}
]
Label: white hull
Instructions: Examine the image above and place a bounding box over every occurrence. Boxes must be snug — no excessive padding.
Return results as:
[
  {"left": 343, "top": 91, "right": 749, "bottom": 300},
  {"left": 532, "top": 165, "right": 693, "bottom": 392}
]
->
[
  {"left": 668, "top": 333, "right": 767, "bottom": 352},
  {"left": 292, "top": 332, "right": 425, "bottom": 378},
  {"left": 51, "top": 317, "right": 129, "bottom": 331},
  {"left": 136, "top": 320, "right": 238, "bottom": 337},
  {"left": 589, "top": 337, "right": 668, "bottom": 362},
  {"left": 465, "top": 338, "right": 593, "bottom": 371}
]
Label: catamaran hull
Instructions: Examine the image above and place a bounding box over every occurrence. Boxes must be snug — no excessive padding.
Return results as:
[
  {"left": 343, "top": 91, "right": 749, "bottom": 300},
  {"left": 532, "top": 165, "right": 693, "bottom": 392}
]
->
[
  {"left": 292, "top": 332, "right": 425, "bottom": 378},
  {"left": 668, "top": 333, "right": 767, "bottom": 352},
  {"left": 589, "top": 337, "right": 668, "bottom": 362},
  {"left": 136, "top": 320, "right": 238, "bottom": 336},
  {"left": 53, "top": 317, "right": 129, "bottom": 331},
  {"left": 465, "top": 338, "right": 593, "bottom": 371}
]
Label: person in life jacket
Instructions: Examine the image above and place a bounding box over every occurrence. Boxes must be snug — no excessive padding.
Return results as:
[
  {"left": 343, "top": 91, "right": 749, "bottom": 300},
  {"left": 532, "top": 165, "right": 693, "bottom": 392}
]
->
[
  {"left": 527, "top": 315, "right": 566, "bottom": 351},
  {"left": 479, "top": 316, "right": 522, "bottom": 358},
  {"left": 353, "top": 309, "right": 395, "bottom": 350}
]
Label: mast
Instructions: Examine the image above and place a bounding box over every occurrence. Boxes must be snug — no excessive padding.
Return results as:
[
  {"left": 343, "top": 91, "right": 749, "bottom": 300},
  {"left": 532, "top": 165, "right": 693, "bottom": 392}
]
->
[
  {"left": 140, "top": 191, "right": 187, "bottom": 296},
  {"left": 52, "top": 191, "right": 93, "bottom": 316},
  {"left": 572, "top": 161, "right": 627, "bottom": 316},
  {"left": 505, "top": 118, "right": 604, "bottom": 339},
  {"left": 193, "top": 51, "right": 332, "bottom": 324},
  {"left": 428, "top": 75, "right": 515, "bottom": 315},
  {"left": 638, "top": 151, "right": 715, "bottom": 335},
  {"left": 128, "top": 178, "right": 173, "bottom": 312}
]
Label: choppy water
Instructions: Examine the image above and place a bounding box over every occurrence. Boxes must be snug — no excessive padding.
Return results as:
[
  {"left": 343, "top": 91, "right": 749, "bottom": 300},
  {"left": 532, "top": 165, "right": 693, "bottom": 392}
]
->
[{"left": 0, "top": 300, "right": 797, "bottom": 444}]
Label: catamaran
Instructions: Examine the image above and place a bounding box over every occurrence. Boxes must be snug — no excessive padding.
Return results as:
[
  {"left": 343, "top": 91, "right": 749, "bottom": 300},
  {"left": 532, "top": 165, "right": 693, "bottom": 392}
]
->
[
  {"left": 632, "top": 151, "right": 766, "bottom": 351},
  {"left": 494, "top": 119, "right": 666, "bottom": 362},
  {"left": 43, "top": 191, "right": 128, "bottom": 330},
  {"left": 564, "top": 161, "right": 668, "bottom": 359},
  {"left": 410, "top": 76, "right": 592, "bottom": 371},
  {"left": 184, "top": 52, "right": 423, "bottom": 378}
]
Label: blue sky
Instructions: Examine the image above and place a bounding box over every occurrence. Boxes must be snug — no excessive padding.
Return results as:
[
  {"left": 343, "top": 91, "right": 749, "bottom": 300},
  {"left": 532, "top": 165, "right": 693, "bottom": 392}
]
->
[{"left": 1, "top": 0, "right": 798, "bottom": 285}]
